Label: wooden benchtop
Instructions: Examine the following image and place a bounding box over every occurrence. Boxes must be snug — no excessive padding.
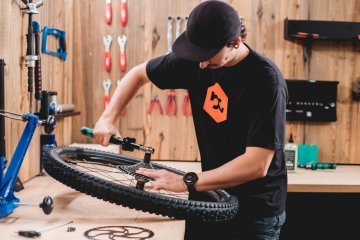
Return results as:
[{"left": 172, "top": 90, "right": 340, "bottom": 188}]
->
[{"left": 287, "top": 165, "right": 360, "bottom": 193}]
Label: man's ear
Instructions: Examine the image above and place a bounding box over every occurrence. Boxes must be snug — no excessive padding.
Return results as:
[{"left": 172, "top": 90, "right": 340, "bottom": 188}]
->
[{"left": 235, "top": 36, "right": 241, "bottom": 47}]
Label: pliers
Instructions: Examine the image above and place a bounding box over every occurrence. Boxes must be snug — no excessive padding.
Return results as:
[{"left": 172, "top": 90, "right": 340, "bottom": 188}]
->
[
  {"left": 182, "top": 91, "right": 192, "bottom": 116},
  {"left": 148, "top": 95, "right": 163, "bottom": 115},
  {"left": 166, "top": 90, "right": 177, "bottom": 115}
]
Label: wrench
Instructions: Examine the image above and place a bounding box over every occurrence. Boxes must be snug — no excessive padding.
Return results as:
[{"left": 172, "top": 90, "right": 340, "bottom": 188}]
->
[
  {"left": 120, "top": 0, "right": 128, "bottom": 26},
  {"left": 167, "top": 16, "right": 173, "bottom": 54},
  {"left": 105, "top": 0, "right": 112, "bottom": 25},
  {"left": 117, "top": 35, "right": 127, "bottom": 72},
  {"left": 175, "top": 16, "right": 182, "bottom": 39},
  {"left": 103, "top": 79, "right": 112, "bottom": 109},
  {"left": 103, "top": 35, "right": 112, "bottom": 71}
]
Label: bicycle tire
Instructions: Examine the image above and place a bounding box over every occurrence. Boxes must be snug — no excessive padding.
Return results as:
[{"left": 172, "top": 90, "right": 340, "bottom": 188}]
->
[{"left": 43, "top": 147, "right": 239, "bottom": 222}]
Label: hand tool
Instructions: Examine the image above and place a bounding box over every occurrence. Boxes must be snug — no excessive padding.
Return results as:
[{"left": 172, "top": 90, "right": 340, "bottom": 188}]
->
[
  {"left": 103, "top": 35, "right": 112, "bottom": 72},
  {"left": 117, "top": 35, "right": 127, "bottom": 72},
  {"left": 81, "top": 127, "right": 154, "bottom": 153},
  {"left": 103, "top": 79, "right": 112, "bottom": 109},
  {"left": 117, "top": 80, "right": 127, "bottom": 115},
  {"left": 182, "top": 90, "right": 192, "bottom": 116},
  {"left": 105, "top": 0, "right": 112, "bottom": 25},
  {"left": 166, "top": 90, "right": 177, "bottom": 116},
  {"left": 147, "top": 95, "right": 163, "bottom": 115},
  {"left": 184, "top": 16, "right": 189, "bottom": 30},
  {"left": 120, "top": 0, "right": 128, "bottom": 26},
  {"left": 0, "top": 60, "right": 5, "bottom": 157},
  {"left": 175, "top": 16, "right": 182, "bottom": 39},
  {"left": 41, "top": 27, "right": 67, "bottom": 61},
  {"left": 32, "top": 21, "right": 42, "bottom": 113},
  {"left": 20, "top": 0, "right": 43, "bottom": 113},
  {"left": 17, "top": 221, "right": 73, "bottom": 238},
  {"left": 167, "top": 16, "right": 173, "bottom": 54},
  {"left": 298, "top": 162, "right": 337, "bottom": 170}
]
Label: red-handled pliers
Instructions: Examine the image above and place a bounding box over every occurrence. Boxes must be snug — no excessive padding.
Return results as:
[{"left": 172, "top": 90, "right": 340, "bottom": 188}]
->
[
  {"left": 182, "top": 90, "right": 192, "bottom": 116},
  {"left": 148, "top": 95, "right": 163, "bottom": 114},
  {"left": 166, "top": 90, "right": 177, "bottom": 116}
]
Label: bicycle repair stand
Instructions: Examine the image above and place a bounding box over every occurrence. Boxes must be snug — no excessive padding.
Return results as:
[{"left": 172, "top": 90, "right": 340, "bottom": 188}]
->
[{"left": 0, "top": 111, "right": 55, "bottom": 219}]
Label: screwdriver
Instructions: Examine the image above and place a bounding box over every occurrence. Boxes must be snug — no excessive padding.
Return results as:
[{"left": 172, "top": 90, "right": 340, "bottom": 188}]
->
[{"left": 18, "top": 220, "right": 73, "bottom": 238}]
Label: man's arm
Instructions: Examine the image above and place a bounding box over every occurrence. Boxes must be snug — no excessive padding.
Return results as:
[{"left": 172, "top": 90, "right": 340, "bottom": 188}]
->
[
  {"left": 195, "top": 147, "right": 274, "bottom": 191},
  {"left": 93, "top": 63, "right": 150, "bottom": 146},
  {"left": 136, "top": 146, "right": 275, "bottom": 192}
]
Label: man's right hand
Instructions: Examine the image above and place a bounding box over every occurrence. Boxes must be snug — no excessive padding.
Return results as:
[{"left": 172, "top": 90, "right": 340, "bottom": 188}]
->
[{"left": 93, "top": 118, "right": 121, "bottom": 146}]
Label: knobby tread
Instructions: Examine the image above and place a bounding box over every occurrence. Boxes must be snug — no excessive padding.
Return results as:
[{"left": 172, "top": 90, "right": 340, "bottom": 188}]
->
[{"left": 43, "top": 147, "right": 239, "bottom": 222}]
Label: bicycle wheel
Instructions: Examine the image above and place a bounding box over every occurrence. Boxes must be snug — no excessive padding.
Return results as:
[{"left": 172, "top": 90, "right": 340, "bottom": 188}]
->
[{"left": 43, "top": 147, "right": 239, "bottom": 222}]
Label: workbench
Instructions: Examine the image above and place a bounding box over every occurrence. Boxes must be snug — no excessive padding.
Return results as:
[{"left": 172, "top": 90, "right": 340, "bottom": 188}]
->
[{"left": 1, "top": 160, "right": 359, "bottom": 240}]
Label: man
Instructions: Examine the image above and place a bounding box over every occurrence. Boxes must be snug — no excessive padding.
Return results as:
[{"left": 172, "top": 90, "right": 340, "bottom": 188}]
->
[{"left": 93, "top": 1, "right": 288, "bottom": 239}]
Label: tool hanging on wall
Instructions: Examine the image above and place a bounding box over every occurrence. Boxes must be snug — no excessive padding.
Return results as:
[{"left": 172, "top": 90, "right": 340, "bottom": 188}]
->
[
  {"left": 166, "top": 90, "right": 177, "bottom": 116},
  {"left": 117, "top": 80, "right": 126, "bottom": 116},
  {"left": 120, "top": 0, "right": 128, "bottom": 27},
  {"left": 20, "top": 0, "right": 44, "bottom": 113},
  {"left": 32, "top": 21, "right": 42, "bottom": 113},
  {"left": 167, "top": 16, "right": 173, "bottom": 54},
  {"left": 103, "top": 35, "right": 112, "bottom": 72},
  {"left": 105, "top": 0, "right": 112, "bottom": 25},
  {"left": 117, "top": 35, "right": 127, "bottom": 72},
  {"left": 182, "top": 90, "right": 192, "bottom": 116},
  {"left": 41, "top": 27, "right": 67, "bottom": 61},
  {"left": 0, "top": 60, "right": 5, "bottom": 157},
  {"left": 103, "top": 79, "right": 112, "bottom": 109},
  {"left": 175, "top": 16, "right": 182, "bottom": 39},
  {"left": 148, "top": 95, "right": 163, "bottom": 115}
]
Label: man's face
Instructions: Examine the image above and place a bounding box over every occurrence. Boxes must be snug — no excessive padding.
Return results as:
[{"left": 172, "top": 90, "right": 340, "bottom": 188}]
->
[{"left": 199, "top": 44, "right": 238, "bottom": 69}]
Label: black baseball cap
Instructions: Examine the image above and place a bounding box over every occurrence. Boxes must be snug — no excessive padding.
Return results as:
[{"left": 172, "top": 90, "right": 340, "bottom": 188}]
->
[{"left": 172, "top": 0, "right": 241, "bottom": 62}]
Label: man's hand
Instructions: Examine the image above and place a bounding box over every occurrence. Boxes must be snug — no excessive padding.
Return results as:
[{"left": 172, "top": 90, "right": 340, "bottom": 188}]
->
[
  {"left": 93, "top": 118, "right": 120, "bottom": 146},
  {"left": 136, "top": 168, "right": 188, "bottom": 193}
]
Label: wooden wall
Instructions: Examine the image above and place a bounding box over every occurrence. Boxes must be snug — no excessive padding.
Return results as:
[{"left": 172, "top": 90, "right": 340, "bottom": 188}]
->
[
  {"left": 72, "top": 0, "right": 360, "bottom": 164},
  {"left": 0, "top": 0, "right": 74, "bottom": 181},
  {"left": 1, "top": 0, "right": 359, "bottom": 183}
]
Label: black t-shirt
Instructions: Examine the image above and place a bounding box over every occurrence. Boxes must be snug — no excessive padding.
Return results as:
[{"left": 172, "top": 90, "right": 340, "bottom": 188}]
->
[{"left": 146, "top": 44, "right": 288, "bottom": 219}]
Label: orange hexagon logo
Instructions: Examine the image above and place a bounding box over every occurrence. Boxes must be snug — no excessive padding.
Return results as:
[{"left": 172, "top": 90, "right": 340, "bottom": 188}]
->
[{"left": 203, "top": 83, "right": 228, "bottom": 123}]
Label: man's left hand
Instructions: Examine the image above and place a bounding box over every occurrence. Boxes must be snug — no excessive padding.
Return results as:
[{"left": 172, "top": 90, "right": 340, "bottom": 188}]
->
[{"left": 136, "top": 168, "right": 187, "bottom": 193}]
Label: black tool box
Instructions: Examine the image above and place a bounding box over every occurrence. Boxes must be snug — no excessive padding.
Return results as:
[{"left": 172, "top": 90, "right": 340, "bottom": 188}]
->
[{"left": 285, "top": 79, "right": 339, "bottom": 122}]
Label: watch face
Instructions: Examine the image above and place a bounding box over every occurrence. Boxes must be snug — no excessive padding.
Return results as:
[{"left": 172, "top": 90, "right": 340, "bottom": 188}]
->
[{"left": 184, "top": 172, "right": 198, "bottom": 184}]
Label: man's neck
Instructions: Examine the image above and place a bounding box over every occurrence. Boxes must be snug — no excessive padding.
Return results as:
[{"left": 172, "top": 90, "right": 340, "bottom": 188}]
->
[{"left": 226, "top": 43, "right": 250, "bottom": 67}]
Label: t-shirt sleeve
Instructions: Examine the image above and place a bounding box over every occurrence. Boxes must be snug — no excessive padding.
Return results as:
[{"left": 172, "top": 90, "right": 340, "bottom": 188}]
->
[
  {"left": 246, "top": 71, "right": 288, "bottom": 150},
  {"left": 146, "top": 53, "right": 196, "bottom": 90}
]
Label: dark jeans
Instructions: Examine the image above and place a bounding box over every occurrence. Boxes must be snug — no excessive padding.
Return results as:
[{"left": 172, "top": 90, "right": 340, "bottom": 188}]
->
[{"left": 184, "top": 211, "right": 286, "bottom": 240}]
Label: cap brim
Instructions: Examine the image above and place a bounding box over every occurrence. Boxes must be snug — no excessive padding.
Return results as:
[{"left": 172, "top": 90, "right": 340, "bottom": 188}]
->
[{"left": 172, "top": 32, "right": 223, "bottom": 62}]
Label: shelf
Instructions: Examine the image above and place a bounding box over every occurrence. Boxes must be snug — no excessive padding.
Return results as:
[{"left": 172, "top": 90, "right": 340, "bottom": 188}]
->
[{"left": 284, "top": 18, "right": 360, "bottom": 41}]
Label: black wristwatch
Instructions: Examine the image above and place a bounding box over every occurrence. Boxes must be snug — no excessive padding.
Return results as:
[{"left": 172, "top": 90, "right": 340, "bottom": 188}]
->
[{"left": 183, "top": 172, "right": 198, "bottom": 193}]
